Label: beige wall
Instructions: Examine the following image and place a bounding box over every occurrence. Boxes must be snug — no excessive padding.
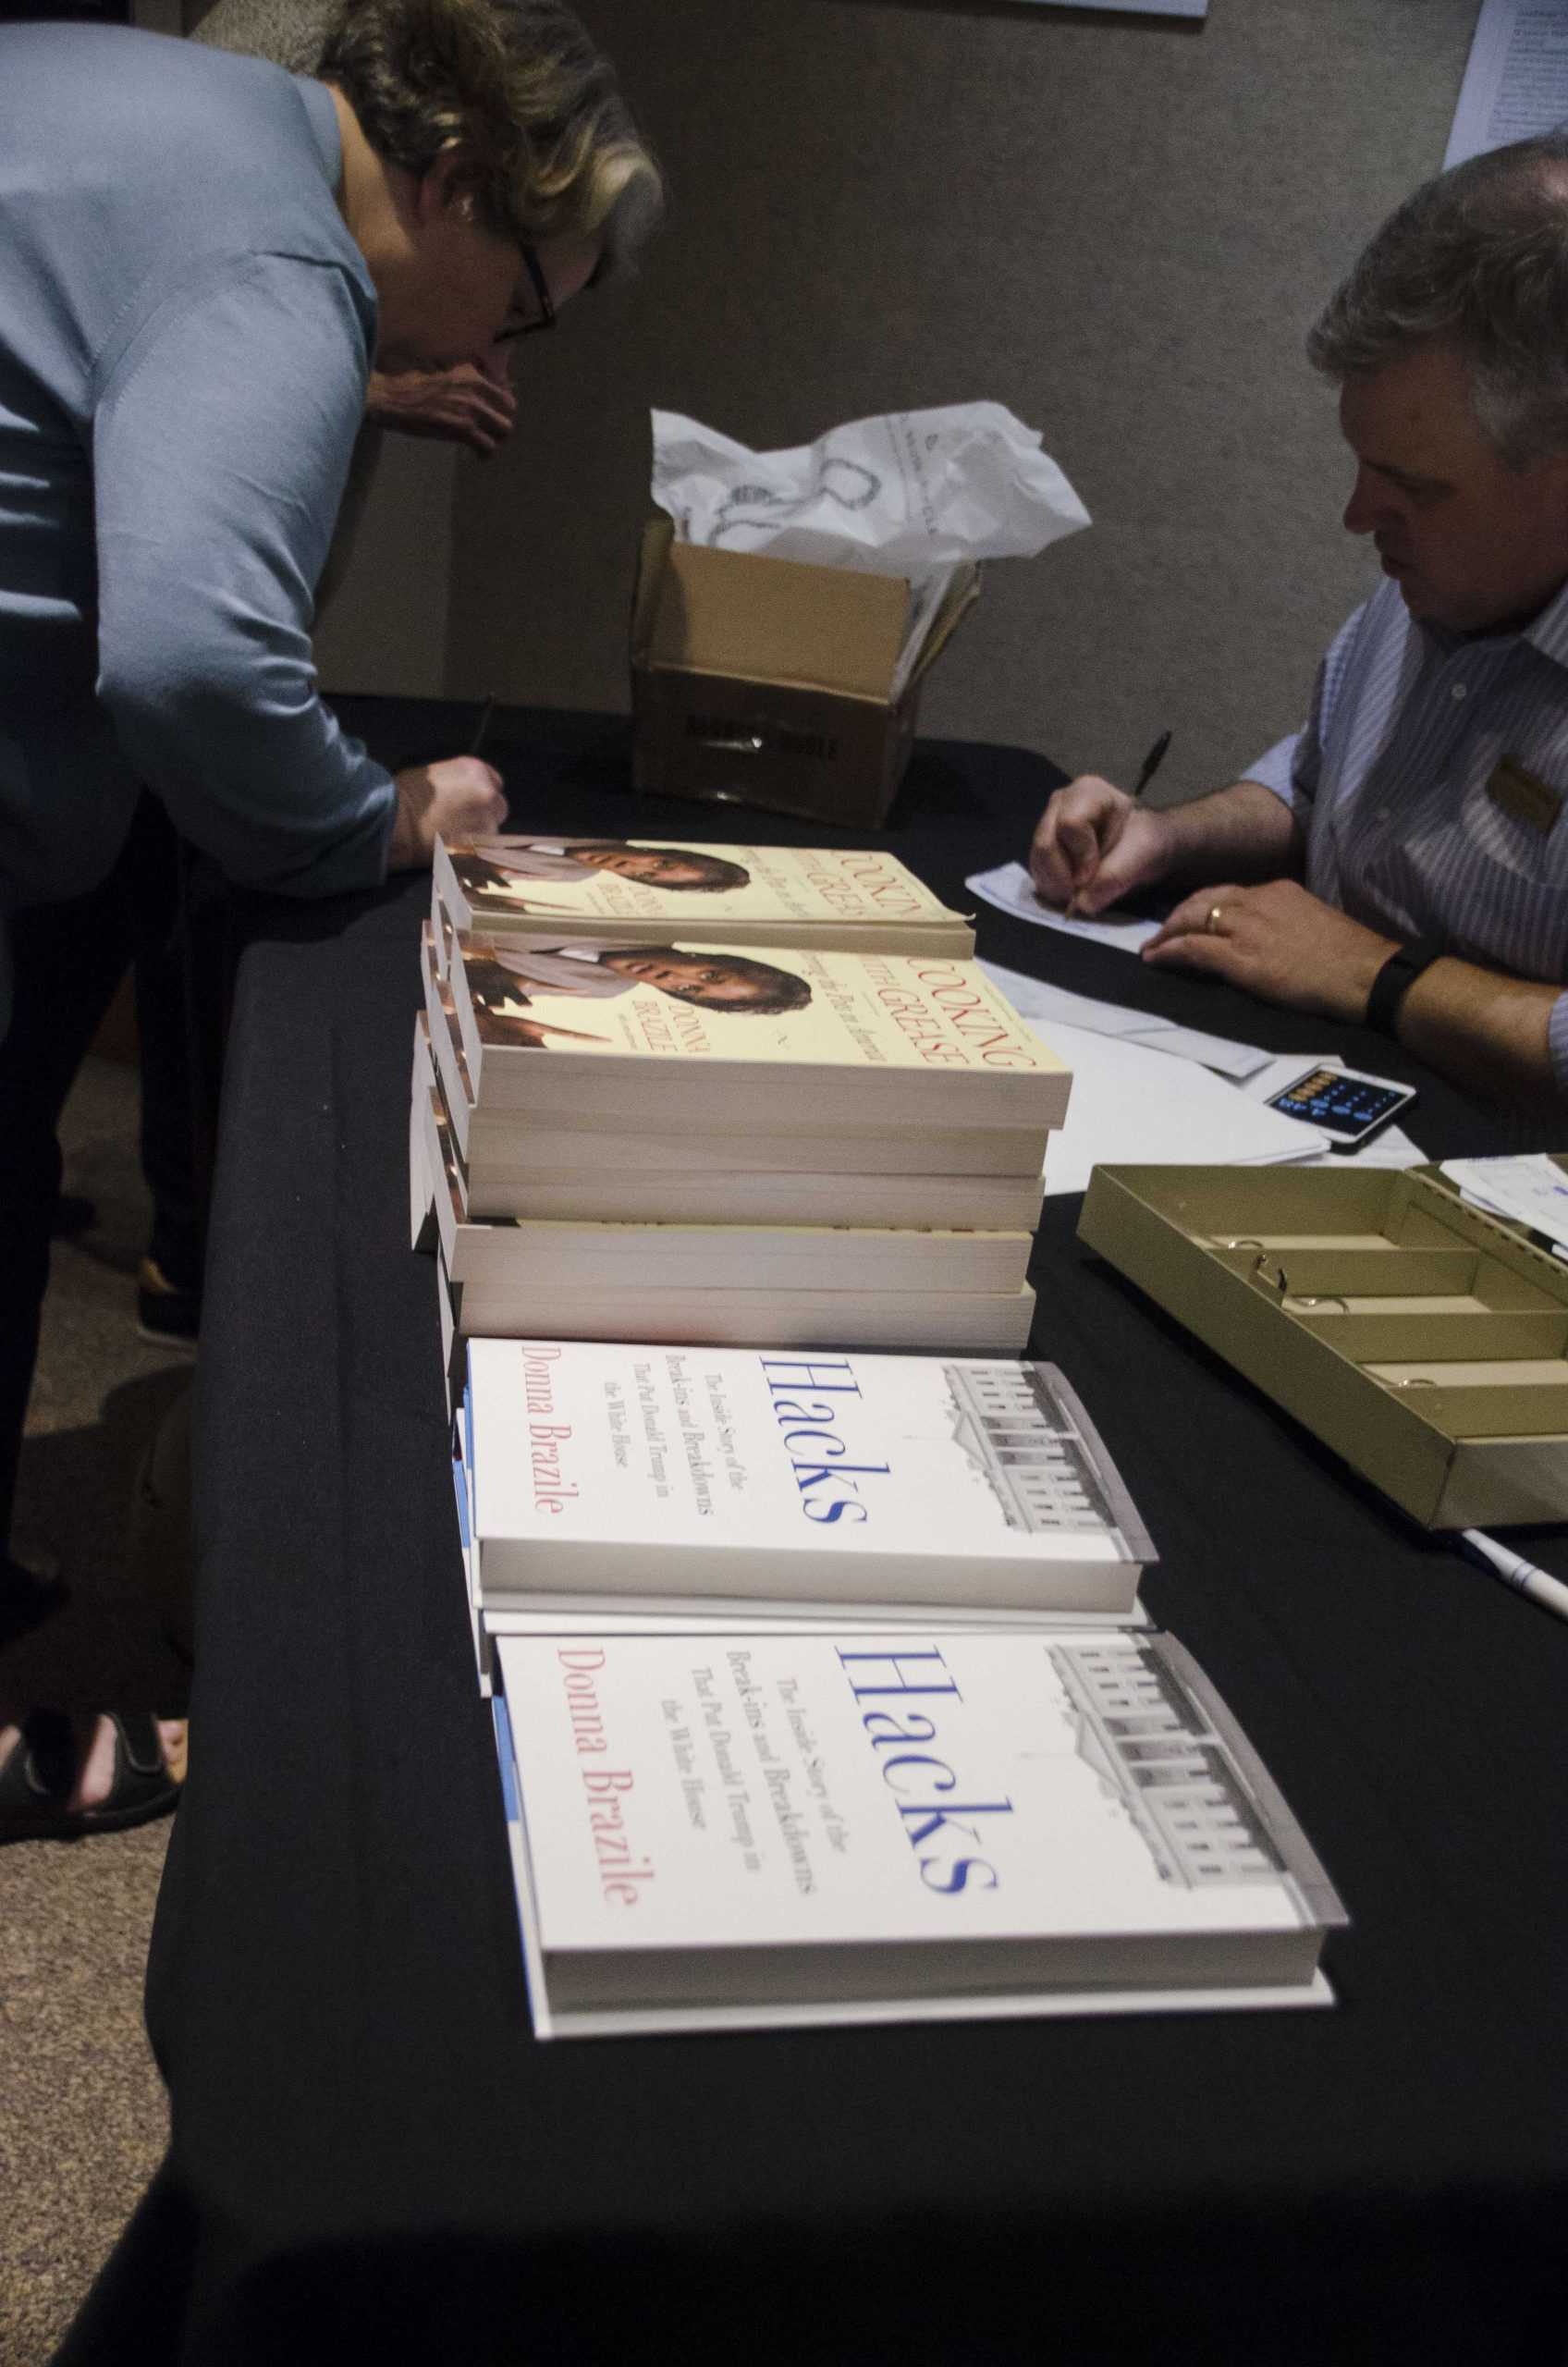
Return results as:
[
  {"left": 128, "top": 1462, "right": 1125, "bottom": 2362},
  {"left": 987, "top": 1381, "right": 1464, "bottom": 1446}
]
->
[
  {"left": 313, "top": 435, "right": 456, "bottom": 699},
  {"left": 322, "top": 0, "right": 1479, "bottom": 805}
]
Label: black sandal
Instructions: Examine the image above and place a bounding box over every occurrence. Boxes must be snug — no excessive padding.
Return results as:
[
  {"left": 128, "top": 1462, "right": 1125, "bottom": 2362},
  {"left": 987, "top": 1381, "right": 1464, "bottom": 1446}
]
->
[{"left": 0, "top": 1710, "right": 182, "bottom": 1844}]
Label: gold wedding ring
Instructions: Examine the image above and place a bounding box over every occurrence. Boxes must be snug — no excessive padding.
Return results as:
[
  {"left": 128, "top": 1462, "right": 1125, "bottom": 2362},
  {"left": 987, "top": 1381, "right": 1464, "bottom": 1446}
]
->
[{"left": 1206, "top": 903, "right": 1225, "bottom": 934}]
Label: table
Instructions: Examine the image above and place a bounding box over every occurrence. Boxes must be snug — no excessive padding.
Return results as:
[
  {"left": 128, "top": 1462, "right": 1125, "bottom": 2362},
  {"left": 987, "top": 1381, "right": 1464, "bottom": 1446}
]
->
[{"left": 60, "top": 704, "right": 1568, "bottom": 2367}]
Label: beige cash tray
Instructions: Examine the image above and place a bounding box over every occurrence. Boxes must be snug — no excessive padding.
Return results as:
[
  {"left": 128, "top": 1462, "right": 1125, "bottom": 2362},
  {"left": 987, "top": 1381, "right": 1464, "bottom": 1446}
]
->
[{"left": 1077, "top": 1162, "right": 1568, "bottom": 1528}]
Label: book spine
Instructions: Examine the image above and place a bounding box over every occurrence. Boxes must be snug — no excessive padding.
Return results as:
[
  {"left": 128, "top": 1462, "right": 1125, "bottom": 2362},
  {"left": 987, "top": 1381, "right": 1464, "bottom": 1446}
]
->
[
  {"left": 408, "top": 1064, "right": 436, "bottom": 1256},
  {"left": 432, "top": 841, "right": 473, "bottom": 939}
]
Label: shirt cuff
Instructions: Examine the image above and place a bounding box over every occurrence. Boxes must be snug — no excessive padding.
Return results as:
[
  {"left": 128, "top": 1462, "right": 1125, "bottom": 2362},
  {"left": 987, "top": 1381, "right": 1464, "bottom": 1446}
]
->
[
  {"left": 1548, "top": 991, "right": 1568, "bottom": 1098},
  {"left": 1241, "top": 734, "right": 1305, "bottom": 812}
]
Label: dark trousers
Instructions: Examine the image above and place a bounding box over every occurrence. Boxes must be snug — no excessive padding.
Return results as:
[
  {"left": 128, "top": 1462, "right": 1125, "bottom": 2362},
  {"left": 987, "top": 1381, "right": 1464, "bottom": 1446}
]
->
[{"left": 0, "top": 793, "right": 213, "bottom": 1558}]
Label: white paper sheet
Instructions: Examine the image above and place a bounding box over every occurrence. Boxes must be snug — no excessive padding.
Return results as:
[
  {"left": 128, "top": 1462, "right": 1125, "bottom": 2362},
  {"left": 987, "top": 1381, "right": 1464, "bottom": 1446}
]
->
[
  {"left": 1441, "top": 1154, "right": 1568, "bottom": 1253},
  {"left": 979, "top": 962, "right": 1166, "bottom": 1036},
  {"left": 1017, "top": 1020, "right": 1330, "bottom": 1194},
  {"left": 968, "top": 860, "right": 1162, "bottom": 950},
  {"left": 981, "top": 959, "right": 1271, "bottom": 1081},
  {"left": 1445, "top": 0, "right": 1568, "bottom": 166}
]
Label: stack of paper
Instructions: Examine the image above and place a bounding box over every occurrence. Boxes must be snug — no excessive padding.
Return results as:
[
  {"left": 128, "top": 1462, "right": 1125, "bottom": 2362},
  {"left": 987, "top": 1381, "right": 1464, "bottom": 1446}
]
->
[{"left": 1441, "top": 1156, "right": 1568, "bottom": 1260}]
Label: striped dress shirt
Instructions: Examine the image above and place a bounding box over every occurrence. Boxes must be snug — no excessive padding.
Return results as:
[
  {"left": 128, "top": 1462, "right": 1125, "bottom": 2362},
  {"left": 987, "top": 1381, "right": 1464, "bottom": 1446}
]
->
[{"left": 1246, "top": 574, "right": 1568, "bottom": 1094}]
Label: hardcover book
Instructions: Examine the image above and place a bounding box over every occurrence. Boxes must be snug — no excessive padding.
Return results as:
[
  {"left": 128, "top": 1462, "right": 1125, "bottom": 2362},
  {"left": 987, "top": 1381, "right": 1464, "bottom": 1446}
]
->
[
  {"left": 492, "top": 1625, "right": 1344, "bottom": 2035},
  {"left": 441, "top": 928, "right": 1072, "bottom": 1132},
  {"left": 435, "top": 835, "right": 974, "bottom": 955},
  {"left": 465, "top": 1341, "right": 1150, "bottom": 1616}
]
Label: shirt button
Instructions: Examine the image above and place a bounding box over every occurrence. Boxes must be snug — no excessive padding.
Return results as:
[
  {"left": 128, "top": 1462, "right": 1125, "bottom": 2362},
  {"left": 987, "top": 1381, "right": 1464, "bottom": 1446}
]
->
[{"left": 1451, "top": 682, "right": 1467, "bottom": 700}]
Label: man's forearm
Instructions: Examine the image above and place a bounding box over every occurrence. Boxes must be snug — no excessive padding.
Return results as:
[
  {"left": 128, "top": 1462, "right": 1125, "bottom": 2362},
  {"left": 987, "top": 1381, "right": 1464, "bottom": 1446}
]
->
[
  {"left": 1392, "top": 958, "right": 1562, "bottom": 1113},
  {"left": 1159, "top": 780, "right": 1305, "bottom": 889}
]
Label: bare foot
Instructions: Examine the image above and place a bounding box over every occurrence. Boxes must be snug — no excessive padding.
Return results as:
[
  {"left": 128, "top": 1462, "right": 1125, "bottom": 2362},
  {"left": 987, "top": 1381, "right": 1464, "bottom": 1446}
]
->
[
  {"left": 61, "top": 1714, "right": 188, "bottom": 1807},
  {"left": 0, "top": 1711, "right": 187, "bottom": 1821}
]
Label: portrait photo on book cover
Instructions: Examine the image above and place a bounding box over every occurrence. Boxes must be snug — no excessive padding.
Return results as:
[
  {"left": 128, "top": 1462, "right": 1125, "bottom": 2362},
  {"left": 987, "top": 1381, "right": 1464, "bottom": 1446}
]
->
[
  {"left": 469, "top": 942, "right": 815, "bottom": 1033},
  {"left": 453, "top": 840, "right": 753, "bottom": 903}
]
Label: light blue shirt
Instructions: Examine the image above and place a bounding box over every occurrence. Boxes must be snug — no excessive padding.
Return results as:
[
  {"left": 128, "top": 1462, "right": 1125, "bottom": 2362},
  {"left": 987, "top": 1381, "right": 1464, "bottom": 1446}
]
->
[
  {"left": 1247, "top": 575, "right": 1568, "bottom": 1094},
  {"left": 0, "top": 24, "right": 397, "bottom": 1029}
]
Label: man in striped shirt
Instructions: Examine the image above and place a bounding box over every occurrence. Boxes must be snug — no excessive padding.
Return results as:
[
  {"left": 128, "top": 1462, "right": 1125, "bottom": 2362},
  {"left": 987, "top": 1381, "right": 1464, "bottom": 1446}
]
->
[{"left": 1030, "top": 133, "right": 1568, "bottom": 1110}]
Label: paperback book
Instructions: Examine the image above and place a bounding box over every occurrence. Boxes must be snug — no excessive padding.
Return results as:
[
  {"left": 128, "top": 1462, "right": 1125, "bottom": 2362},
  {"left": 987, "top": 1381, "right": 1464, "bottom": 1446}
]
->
[
  {"left": 435, "top": 835, "right": 974, "bottom": 955},
  {"left": 451, "top": 1434, "right": 1143, "bottom": 1699},
  {"left": 441, "top": 928, "right": 1073, "bottom": 1132},
  {"left": 452, "top": 1275, "right": 1035, "bottom": 1355},
  {"left": 464, "top": 1340, "right": 1150, "bottom": 1616},
  {"left": 492, "top": 1625, "right": 1344, "bottom": 2036},
  {"left": 415, "top": 1047, "right": 1038, "bottom": 1355},
  {"left": 421, "top": 934, "right": 476, "bottom": 1142},
  {"left": 418, "top": 1088, "right": 1033, "bottom": 1298},
  {"left": 416, "top": 1012, "right": 1047, "bottom": 1232}
]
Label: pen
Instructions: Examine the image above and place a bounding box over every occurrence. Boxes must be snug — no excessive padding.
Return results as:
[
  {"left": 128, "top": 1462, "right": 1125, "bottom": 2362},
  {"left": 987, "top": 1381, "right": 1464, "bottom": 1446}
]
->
[
  {"left": 1131, "top": 728, "right": 1172, "bottom": 802},
  {"left": 1457, "top": 1527, "right": 1568, "bottom": 1625},
  {"left": 1059, "top": 726, "right": 1170, "bottom": 915},
  {"left": 469, "top": 694, "right": 496, "bottom": 761}
]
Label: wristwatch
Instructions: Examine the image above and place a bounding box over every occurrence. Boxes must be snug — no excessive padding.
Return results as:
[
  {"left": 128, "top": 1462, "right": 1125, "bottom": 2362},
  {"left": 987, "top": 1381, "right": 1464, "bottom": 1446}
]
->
[{"left": 1365, "top": 936, "right": 1447, "bottom": 1036}]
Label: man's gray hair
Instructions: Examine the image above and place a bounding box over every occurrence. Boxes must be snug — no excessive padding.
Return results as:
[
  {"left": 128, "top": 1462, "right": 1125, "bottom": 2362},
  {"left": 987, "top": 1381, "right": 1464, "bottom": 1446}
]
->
[{"left": 1307, "top": 133, "right": 1568, "bottom": 471}]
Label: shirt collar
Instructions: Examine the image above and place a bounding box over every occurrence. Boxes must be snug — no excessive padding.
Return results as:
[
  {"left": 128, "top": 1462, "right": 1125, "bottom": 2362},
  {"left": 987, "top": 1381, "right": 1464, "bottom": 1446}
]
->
[
  {"left": 1524, "top": 573, "right": 1568, "bottom": 673},
  {"left": 1411, "top": 570, "right": 1568, "bottom": 678}
]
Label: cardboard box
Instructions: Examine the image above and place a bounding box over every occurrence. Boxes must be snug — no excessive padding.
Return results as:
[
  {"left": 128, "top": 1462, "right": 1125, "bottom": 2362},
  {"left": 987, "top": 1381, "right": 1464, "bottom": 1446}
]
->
[
  {"left": 630, "top": 516, "right": 980, "bottom": 827},
  {"left": 1077, "top": 1161, "right": 1568, "bottom": 1529}
]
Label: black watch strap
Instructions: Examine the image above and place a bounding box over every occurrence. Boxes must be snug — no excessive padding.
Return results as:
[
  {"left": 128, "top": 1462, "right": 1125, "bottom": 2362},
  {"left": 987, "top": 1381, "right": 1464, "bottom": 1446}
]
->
[{"left": 1366, "top": 936, "right": 1447, "bottom": 1036}]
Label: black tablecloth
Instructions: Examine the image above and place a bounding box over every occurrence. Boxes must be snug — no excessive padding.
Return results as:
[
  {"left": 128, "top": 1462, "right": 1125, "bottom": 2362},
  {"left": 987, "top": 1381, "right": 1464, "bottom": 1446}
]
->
[{"left": 61, "top": 705, "right": 1568, "bottom": 2367}]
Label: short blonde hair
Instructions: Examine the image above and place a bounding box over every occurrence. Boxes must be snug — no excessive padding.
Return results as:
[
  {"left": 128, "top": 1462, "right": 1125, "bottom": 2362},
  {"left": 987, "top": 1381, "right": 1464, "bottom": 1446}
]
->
[{"left": 319, "top": 0, "right": 663, "bottom": 272}]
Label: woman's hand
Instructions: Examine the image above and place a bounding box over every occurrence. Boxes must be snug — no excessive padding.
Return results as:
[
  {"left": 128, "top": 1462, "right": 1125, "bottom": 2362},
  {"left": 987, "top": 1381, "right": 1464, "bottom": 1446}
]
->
[{"left": 388, "top": 757, "right": 507, "bottom": 869}]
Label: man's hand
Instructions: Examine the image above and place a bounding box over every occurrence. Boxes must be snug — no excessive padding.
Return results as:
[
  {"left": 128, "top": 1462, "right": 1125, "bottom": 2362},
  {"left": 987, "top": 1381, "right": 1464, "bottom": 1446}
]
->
[
  {"left": 365, "top": 359, "right": 517, "bottom": 458},
  {"left": 1029, "top": 776, "right": 1180, "bottom": 914},
  {"left": 388, "top": 757, "right": 507, "bottom": 871},
  {"left": 1142, "top": 879, "right": 1397, "bottom": 1022}
]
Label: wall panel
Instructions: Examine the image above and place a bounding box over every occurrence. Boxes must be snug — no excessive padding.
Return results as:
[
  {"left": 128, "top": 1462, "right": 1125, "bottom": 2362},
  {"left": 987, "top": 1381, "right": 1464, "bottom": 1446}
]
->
[{"left": 356, "top": 1, "right": 1476, "bottom": 804}]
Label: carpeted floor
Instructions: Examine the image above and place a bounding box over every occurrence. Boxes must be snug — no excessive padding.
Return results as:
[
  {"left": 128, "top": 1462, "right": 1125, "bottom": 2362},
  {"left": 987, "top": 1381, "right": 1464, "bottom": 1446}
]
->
[{"left": 0, "top": 1054, "right": 193, "bottom": 2367}]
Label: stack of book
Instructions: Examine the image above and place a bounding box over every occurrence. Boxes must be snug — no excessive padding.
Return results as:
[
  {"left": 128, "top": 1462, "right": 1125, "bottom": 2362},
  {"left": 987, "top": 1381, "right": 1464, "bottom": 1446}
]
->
[
  {"left": 450, "top": 1337, "right": 1346, "bottom": 2035},
  {"left": 409, "top": 840, "right": 1348, "bottom": 2037},
  {"left": 411, "top": 834, "right": 1072, "bottom": 1380},
  {"left": 454, "top": 1337, "right": 1158, "bottom": 1686},
  {"left": 433, "top": 833, "right": 981, "bottom": 958}
]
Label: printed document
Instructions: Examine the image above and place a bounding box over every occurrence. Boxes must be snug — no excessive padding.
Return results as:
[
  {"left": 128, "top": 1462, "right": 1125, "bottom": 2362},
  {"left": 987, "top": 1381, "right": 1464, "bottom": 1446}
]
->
[
  {"left": 1440, "top": 1154, "right": 1568, "bottom": 1256},
  {"left": 1445, "top": 0, "right": 1568, "bottom": 166}
]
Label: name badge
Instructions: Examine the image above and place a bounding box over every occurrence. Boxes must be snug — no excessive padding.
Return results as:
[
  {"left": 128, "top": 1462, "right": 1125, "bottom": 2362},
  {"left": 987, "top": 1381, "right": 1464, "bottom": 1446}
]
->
[{"left": 1487, "top": 755, "right": 1562, "bottom": 837}]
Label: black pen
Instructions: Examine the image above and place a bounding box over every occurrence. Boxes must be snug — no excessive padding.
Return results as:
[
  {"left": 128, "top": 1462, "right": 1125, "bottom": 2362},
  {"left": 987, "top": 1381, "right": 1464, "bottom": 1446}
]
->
[
  {"left": 469, "top": 694, "right": 496, "bottom": 761},
  {"left": 1131, "top": 728, "right": 1172, "bottom": 801}
]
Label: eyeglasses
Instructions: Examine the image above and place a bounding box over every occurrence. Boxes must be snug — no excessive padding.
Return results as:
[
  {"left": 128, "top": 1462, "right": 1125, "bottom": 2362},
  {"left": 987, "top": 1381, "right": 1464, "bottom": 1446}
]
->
[
  {"left": 496, "top": 245, "right": 556, "bottom": 344},
  {"left": 495, "top": 245, "right": 606, "bottom": 344}
]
